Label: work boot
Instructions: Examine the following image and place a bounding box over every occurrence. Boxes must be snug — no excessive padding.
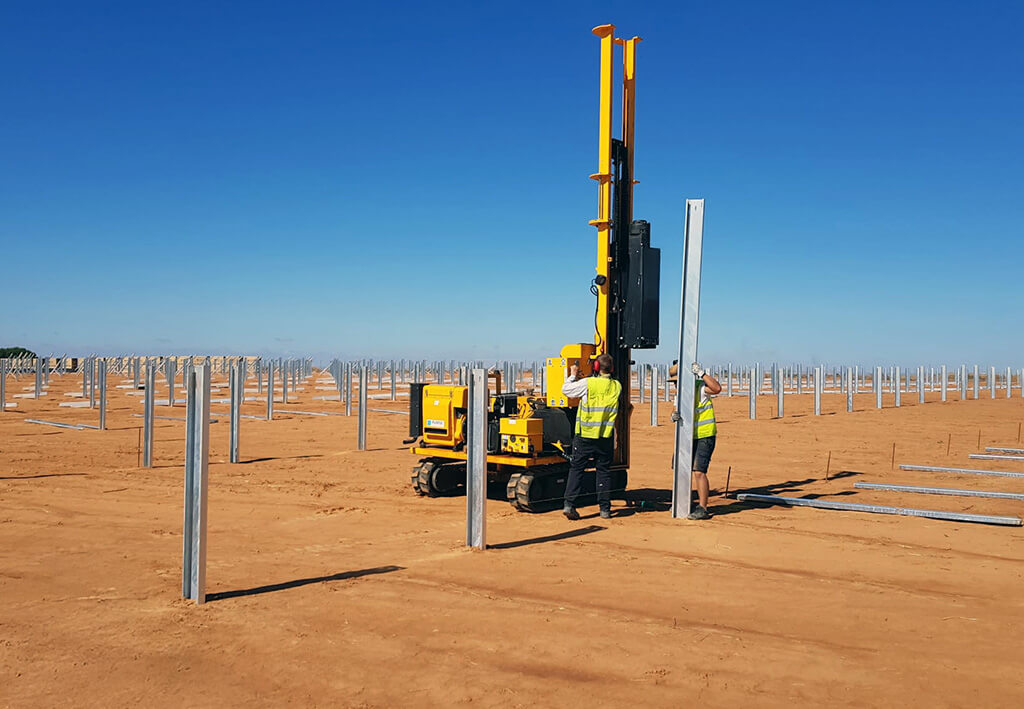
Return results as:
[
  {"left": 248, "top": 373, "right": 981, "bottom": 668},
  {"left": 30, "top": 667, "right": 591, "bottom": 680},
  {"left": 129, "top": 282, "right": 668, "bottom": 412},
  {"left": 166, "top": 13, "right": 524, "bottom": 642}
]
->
[
  {"left": 687, "top": 505, "right": 711, "bottom": 521},
  {"left": 599, "top": 507, "right": 612, "bottom": 520},
  {"left": 563, "top": 505, "right": 581, "bottom": 521}
]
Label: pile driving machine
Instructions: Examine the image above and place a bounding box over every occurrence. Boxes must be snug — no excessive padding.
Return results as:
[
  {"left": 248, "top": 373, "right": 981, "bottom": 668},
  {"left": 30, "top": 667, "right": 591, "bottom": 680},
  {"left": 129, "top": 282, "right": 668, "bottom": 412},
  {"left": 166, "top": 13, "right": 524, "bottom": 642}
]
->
[{"left": 408, "top": 24, "right": 660, "bottom": 512}]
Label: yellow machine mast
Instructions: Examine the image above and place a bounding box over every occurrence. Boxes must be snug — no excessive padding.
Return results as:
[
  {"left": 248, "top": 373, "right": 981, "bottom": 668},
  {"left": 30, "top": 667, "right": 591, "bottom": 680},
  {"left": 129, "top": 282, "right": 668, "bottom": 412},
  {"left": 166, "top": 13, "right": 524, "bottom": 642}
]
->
[{"left": 589, "top": 25, "right": 640, "bottom": 353}]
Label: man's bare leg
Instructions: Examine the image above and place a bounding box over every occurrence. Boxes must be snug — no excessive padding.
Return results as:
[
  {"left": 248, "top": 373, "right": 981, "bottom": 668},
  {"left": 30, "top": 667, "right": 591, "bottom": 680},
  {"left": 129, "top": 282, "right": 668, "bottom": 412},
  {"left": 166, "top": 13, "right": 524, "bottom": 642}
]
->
[{"left": 692, "top": 470, "right": 710, "bottom": 508}]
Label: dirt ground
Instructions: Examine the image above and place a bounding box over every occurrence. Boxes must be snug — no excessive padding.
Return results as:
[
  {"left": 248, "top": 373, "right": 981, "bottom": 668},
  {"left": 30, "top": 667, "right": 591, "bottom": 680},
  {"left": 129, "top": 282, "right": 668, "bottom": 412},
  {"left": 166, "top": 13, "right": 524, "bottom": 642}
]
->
[{"left": 2, "top": 369, "right": 1023, "bottom": 708}]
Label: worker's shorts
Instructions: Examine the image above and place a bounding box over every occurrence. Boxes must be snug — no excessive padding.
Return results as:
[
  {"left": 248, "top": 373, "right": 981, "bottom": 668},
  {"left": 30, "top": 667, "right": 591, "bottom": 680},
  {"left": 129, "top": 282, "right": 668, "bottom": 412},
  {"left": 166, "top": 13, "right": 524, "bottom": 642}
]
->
[{"left": 692, "top": 435, "right": 716, "bottom": 473}]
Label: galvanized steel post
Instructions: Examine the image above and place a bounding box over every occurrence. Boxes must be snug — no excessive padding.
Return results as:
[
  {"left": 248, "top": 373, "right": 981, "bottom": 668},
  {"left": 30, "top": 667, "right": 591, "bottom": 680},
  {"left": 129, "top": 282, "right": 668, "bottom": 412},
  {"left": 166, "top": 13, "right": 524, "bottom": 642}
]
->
[
  {"left": 990, "top": 366, "right": 996, "bottom": 399},
  {"left": 466, "top": 368, "right": 487, "bottom": 549},
  {"left": 98, "top": 360, "right": 107, "bottom": 430},
  {"left": 813, "top": 367, "right": 822, "bottom": 415},
  {"left": 143, "top": 364, "right": 155, "bottom": 467},
  {"left": 895, "top": 367, "right": 902, "bottom": 407},
  {"left": 749, "top": 367, "right": 757, "bottom": 420},
  {"left": 777, "top": 369, "right": 784, "bottom": 418},
  {"left": 847, "top": 367, "right": 854, "bottom": 412},
  {"left": 34, "top": 357, "right": 42, "bottom": 398},
  {"left": 183, "top": 364, "right": 211, "bottom": 605},
  {"left": 358, "top": 366, "right": 368, "bottom": 450},
  {"left": 875, "top": 366, "right": 883, "bottom": 409},
  {"left": 973, "top": 364, "right": 980, "bottom": 399},
  {"left": 918, "top": 366, "right": 925, "bottom": 404},
  {"left": 672, "top": 199, "right": 704, "bottom": 520},
  {"left": 650, "top": 365, "right": 658, "bottom": 426},
  {"left": 266, "top": 363, "right": 275, "bottom": 421},
  {"left": 229, "top": 364, "right": 241, "bottom": 463},
  {"left": 0, "top": 359, "right": 6, "bottom": 412}
]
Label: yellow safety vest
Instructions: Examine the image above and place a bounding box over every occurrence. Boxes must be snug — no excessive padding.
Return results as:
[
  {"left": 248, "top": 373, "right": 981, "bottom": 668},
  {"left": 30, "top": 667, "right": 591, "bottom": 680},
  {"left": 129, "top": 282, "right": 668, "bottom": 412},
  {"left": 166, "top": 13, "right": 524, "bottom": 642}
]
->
[
  {"left": 575, "top": 375, "right": 621, "bottom": 439},
  {"left": 695, "top": 385, "right": 717, "bottom": 439}
]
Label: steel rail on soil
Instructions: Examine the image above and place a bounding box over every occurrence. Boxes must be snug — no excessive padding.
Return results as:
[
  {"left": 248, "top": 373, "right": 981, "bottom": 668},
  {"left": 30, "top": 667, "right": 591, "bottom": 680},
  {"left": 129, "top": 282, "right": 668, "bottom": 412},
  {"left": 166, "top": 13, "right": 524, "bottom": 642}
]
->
[
  {"left": 736, "top": 493, "right": 1022, "bottom": 526},
  {"left": 854, "top": 482, "right": 1024, "bottom": 501},
  {"left": 899, "top": 464, "right": 1024, "bottom": 478}
]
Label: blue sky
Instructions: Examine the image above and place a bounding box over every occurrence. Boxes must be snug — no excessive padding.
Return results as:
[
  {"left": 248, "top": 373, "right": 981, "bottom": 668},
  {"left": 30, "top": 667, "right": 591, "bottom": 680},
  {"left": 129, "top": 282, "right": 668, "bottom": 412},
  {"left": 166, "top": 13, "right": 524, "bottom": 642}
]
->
[{"left": 2, "top": 1, "right": 1022, "bottom": 366}]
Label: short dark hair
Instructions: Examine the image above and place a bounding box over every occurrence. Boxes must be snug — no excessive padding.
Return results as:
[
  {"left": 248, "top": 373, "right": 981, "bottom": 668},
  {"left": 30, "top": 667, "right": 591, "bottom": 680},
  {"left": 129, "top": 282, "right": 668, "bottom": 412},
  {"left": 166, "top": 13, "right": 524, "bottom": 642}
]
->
[{"left": 595, "top": 353, "right": 614, "bottom": 373}]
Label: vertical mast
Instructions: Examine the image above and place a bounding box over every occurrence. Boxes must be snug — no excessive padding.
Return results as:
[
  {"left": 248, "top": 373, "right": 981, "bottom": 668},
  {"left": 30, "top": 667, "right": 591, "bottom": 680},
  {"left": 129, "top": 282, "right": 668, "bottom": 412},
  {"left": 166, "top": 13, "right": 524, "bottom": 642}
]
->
[{"left": 589, "top": 24, "right": 615, "bottom": 354}]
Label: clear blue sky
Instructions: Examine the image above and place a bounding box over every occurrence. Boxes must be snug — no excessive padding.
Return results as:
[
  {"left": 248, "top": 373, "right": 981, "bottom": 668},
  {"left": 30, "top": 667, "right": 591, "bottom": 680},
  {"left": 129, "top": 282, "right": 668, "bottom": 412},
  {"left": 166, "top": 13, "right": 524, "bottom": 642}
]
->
[{"left": 2, "top": 1, "right": 1021, "bottom": 367}]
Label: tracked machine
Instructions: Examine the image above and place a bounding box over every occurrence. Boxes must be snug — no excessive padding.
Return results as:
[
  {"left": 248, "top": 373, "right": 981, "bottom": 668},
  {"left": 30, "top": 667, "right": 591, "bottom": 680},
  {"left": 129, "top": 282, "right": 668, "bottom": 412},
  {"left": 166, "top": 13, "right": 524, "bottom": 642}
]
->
[{"left": 408, "top": 24, "right": 660, "bottom": 512}]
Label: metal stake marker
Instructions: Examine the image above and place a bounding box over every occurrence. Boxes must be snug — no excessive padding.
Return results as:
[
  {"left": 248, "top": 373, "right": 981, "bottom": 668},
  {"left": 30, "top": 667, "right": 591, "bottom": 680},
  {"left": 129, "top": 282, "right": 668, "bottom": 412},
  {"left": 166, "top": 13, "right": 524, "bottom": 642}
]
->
[
  {"left": 466, "top": 368, "right": 487, "bottom": 549},
  {"left": 229, "top": 364, "right": 241, "bottom": 463},
  {"left": 814, "top": 367, "right": 822, "bottom": 416},
  {"left": 650, "top": 365, "right": 659, "bottom": 426},
  {"left": 143, "top": 364, "right": 155, "bottom": 467},
  {"left": 183, "top": 364, "right": 211, "bottom": 604},
  {"left": 672, "top": 198, "right": 704, "bottom": 520},
  {"left": 358, "top": 366, "right": 368, "bottom": 451},
  {"left": 266, "top": 364, "right": 275, "bottom": 421},
  {"left": 98, "top": 360, "right": 107, "bottom": 430}
]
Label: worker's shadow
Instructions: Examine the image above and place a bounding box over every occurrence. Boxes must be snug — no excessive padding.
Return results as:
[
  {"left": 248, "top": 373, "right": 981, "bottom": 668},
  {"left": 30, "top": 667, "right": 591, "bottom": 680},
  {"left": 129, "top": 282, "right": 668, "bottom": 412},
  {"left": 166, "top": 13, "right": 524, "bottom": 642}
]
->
[
  {"left": 624, "top": 471, "right": 863, "bottom": 518},
  {"left": 711, "top": 471, "right": 863, "bottom": 517}
]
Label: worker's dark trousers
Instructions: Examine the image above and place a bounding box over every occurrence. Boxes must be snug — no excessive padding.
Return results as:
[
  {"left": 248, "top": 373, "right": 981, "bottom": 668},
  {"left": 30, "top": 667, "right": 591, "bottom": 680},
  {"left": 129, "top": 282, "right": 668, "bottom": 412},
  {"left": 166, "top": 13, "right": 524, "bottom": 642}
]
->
[{"left": 564, "top": 434, "right": 614, "bottom": 511}]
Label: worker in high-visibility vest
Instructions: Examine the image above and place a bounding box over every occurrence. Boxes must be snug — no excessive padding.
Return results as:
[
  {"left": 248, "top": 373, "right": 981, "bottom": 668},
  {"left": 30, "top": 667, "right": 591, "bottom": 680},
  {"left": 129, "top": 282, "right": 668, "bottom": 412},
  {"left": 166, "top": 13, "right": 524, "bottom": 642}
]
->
[
  {"left": 669, "top": 361, "right": 723, "bottom": 520},
  {"left": 560, "top": 353, "right": 622, "bottom": 520}
]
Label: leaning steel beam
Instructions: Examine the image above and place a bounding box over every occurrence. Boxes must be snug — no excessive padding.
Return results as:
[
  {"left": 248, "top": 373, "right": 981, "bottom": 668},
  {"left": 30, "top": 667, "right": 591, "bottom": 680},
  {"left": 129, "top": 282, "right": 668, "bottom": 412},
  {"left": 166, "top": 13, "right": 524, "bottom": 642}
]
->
[
  {"left": 899, "top": 464, "right": 1024, "bottom": 479},
  {"left": 969, "top": 453, "right": 1024, "bottom": 462},
  {"left": 672, "top": 199, "right": 704, "bottom": 520},
  {"left": 736, "top": 493, "right": 1021, "bottom": 526},
  {"left": 854, "top": 481, "right": 1024, "bottom": 501}
]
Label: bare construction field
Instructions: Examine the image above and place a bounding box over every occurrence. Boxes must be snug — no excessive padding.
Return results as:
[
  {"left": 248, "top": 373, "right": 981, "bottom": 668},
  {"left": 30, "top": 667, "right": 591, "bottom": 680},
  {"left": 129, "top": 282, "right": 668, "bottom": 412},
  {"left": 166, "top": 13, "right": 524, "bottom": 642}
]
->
[{"left": 2, "top": 371, "right": 1024, "bottom": 707}]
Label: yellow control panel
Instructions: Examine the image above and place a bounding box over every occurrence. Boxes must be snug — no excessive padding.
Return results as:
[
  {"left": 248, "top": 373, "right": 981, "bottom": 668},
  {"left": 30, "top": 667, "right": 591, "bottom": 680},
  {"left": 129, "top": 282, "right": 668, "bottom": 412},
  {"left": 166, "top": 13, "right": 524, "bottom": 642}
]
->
[
  {"left": 499, "top": 417, "right": 544, "bottom": 455},
  {"left": 545, "top": 343, "right": 597, "bottom": 407}
]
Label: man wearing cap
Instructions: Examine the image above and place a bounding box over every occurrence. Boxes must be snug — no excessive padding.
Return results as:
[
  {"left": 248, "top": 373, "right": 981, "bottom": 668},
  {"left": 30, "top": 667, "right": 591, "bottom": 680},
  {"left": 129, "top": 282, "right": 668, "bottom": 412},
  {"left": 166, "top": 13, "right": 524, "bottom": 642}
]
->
[{"left": 669, "top": 361, "right": 722, "bottom": 520}]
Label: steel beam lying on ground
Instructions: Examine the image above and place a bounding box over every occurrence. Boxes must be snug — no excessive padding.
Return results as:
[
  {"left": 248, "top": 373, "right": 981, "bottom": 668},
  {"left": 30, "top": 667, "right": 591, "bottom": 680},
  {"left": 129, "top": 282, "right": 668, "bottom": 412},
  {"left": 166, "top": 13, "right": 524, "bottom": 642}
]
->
[
  {"left": 736, "top": 493, "right": 1022, "bottom": 526},
  {"left": 969, "top": 453, "right": 1024, "bottom": 462},
  {"left": 899, "top": 464, "right": 1024, "bottom": 479},
  {"left": 987, "top": 447, "right": 1024, "bottom": 454},
  {"left": 25, "top": 419, "right": 87, "bottom": 430},
  {"left": 855, "top": 482, "right": 1024, "bottom": 501}
]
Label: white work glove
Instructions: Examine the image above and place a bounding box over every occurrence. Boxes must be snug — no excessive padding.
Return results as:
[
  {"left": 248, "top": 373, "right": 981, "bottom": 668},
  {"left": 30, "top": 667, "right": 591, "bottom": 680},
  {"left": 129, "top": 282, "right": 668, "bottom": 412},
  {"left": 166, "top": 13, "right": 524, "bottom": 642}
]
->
[{"left": 691, "top": 362, "right": 706, "bottom": 378}]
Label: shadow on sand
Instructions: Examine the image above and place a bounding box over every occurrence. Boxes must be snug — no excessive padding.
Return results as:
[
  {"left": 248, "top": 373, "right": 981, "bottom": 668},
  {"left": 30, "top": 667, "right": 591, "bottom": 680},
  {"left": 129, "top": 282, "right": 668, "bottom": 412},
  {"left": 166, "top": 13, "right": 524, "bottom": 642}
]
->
[{"left": 206, "top": 565, "right": 404, "bottom": 602}]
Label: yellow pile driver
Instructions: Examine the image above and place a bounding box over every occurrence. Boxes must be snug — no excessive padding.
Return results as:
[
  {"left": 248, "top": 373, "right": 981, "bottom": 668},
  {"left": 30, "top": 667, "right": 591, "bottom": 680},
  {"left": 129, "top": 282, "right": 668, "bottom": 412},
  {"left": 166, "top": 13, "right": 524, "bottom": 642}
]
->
[{"left": 408, "top": 24, "right": 660, "bottom": 512}]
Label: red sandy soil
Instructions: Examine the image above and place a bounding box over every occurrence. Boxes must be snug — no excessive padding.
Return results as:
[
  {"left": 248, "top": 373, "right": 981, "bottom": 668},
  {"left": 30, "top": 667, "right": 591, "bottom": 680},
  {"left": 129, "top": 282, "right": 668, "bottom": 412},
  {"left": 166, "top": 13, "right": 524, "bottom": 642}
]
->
[{"left": 2, "top": 371, "right": 1023, "bottom": 707}]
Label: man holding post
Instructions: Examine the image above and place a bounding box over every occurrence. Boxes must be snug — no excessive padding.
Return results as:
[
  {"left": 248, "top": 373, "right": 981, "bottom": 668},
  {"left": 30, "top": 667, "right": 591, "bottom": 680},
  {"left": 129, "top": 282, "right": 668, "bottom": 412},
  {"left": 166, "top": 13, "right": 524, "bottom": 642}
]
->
[{"left": 670, "top": 361, "right": 722, "bottom": 520}]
